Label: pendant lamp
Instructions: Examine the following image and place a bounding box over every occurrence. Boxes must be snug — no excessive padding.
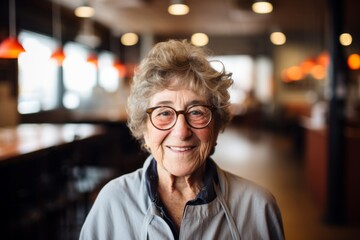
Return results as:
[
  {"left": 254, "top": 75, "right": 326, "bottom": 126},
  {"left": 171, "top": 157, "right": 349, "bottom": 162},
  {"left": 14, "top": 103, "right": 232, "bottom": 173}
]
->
[
  {"left": 74, "top": 0, "right": 95, "bottom": 18},
  {"left": 252, "top": 0, "right": 273, "bottom": 14},
  {"left": 87, "top": 53, "right": 98, "bottom": 67},
  {"left": 50, "top": 0, "right": 65, "bottom": 65},
  {"left": 51, "top": 47, "right": 65, "bottom": 65},
  {"left": 113, "top": 59, "right": 126, "bottom": 78},
  {"left": 168, "top": 0, "right": 189, "bottom": 16},
  {"left": 0, "top": 0, "right": 25, "bottom": 58}
]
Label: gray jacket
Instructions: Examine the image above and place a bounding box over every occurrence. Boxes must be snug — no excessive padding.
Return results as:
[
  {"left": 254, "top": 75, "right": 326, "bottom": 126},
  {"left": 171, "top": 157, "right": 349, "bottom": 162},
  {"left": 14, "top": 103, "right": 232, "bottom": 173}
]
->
[{"left": 79, "top": 156, "right": 284, "bottom": 240}]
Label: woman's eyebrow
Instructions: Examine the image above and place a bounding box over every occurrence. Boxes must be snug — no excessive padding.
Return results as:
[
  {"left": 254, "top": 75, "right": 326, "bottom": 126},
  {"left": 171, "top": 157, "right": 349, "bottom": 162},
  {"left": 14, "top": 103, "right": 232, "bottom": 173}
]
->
[
  {"left": 153, "top": 100, "right": 207, "bottom": 107},
  {"left": 187, "top": 100, "right": 207, "bottom": 106},
  {"left": 153, "top": 100, "right": 173, "bottom": 106}
]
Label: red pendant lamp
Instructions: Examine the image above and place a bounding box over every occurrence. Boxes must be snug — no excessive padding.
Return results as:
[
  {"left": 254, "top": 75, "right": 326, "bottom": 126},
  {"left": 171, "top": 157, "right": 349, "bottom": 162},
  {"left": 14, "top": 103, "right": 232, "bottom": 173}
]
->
[
  {"left": 113, "top": 59, "right": 127, "bottom": 78},
  {"left": 50, "top": 0, "right": 65, "bottom": 65},
  {"left": 87, "top": 53, "right": 98, "bottom": 67},
  {"left": 51, "top": 47, "right": 66, "bottom": 65},
  {"left": 0, "top": 0, "right": 25, "bottom": 58}
]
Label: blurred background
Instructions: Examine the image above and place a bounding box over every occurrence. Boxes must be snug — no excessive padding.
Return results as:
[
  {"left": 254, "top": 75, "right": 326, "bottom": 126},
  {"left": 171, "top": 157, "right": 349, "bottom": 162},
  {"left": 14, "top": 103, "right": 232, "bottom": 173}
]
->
[{"left": 0, "top": 0, "right": 359, "bottom": 239}]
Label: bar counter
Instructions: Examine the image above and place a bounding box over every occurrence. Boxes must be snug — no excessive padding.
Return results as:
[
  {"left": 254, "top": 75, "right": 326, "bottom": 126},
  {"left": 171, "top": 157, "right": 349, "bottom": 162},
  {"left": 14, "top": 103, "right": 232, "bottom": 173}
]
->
[
  {"left": 0, "top": 123, "right": 106, "bottom": 164},
  {"left": 0, "top": 123, "right": 114, "bottom": 239}
]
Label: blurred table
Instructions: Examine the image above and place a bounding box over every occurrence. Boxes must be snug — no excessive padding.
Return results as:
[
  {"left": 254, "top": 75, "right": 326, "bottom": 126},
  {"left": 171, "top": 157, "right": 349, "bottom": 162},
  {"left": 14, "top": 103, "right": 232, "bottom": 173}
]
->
[{"left": 0, "top": 123, "right": 106, "bottom": 164}]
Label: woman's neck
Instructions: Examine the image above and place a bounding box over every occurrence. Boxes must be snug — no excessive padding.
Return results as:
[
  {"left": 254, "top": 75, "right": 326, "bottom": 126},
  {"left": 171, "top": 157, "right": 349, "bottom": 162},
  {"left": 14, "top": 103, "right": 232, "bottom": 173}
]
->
[
  {"left": 156, "top": 163, "right": 206, "bottom": 230},
  {"left": 157, "top": 163, "right": 205, "bottom": 197}
]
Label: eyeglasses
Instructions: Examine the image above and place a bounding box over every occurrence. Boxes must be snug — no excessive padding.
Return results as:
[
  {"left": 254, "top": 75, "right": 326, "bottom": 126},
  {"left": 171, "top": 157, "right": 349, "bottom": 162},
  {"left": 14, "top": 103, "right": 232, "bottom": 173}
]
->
[{"left": 146, "top": 105, "right": 215, "bottom": 130}]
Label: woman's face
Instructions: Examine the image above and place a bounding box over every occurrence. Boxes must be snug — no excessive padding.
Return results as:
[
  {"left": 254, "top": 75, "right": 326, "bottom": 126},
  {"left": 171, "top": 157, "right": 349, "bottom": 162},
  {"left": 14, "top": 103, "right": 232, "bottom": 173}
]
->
[{"left": 143, "top": 88, "right": 218, "bottom": 177}]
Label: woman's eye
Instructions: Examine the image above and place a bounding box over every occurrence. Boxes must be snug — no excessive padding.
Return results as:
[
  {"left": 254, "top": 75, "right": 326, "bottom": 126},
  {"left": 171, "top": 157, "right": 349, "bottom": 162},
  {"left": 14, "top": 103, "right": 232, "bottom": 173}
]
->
[
  {"left": 160, "top": 111, "right": 171, "bottom": 116},
  {"left": 190, "top": 110, "right": 202, "bottom": 115},
  {"left": 155, "top": 109, "right": 174, "bottom": 117},
  {"left": 189, "top": 110, "right": 203, "bottom": 116}
]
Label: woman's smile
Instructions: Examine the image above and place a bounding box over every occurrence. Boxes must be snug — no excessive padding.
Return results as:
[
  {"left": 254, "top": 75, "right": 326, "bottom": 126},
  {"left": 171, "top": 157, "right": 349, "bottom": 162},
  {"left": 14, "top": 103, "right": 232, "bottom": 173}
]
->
[{"left": 166, "top": 145, "right": 195, "bottom": 152}]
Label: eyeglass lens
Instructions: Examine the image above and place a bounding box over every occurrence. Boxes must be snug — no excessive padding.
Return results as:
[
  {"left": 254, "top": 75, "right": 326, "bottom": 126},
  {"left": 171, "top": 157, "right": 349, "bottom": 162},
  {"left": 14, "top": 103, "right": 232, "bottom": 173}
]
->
[{"left": 150, "top": 105, "right": 212, "bottom": 130}]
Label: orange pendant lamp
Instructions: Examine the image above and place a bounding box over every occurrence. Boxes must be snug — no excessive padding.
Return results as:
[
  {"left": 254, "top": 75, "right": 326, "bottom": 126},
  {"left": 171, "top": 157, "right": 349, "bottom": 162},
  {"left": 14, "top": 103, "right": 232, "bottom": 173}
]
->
[
  {"left": 50, "top": 0, "right": 65, "bottom": 65},
  {"left": 50, "top": 47, "right": 66, "bottom": 65},
  {"left": 87, "top": 53, "right": 98, "bottom": 67},
  {"left": 0, "top": 0, "right": 25, "bottom": 58}
]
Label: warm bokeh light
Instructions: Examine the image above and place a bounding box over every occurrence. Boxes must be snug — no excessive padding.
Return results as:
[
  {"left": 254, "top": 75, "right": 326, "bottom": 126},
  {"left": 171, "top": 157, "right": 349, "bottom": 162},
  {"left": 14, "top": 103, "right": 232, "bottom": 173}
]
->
[
  {"left": 168, "top": 3, "right": 189, "bottom": 15},
  {"left": 317, "top": 52, "right": 330, "bottom": 67},
  {"left": 348, "top": 53, "right": 360, "bottom": 70},
  {"left": 339, "top": 33, "right": 352, "bottom": 46},
  {"left": 281, "top": 52, "right": 329, "bottom": 82},
  {"left": 282, "top": 66, "right": 303, "bottom": 82},
  {"left": 191, "top": 33, "right": 209, "bottom": 46},
  {"left": 287, "top": 66, "right": 303, "bottom": 81},
  {"left": 121, "top": 33, "right": 139, "bottom": 46},
  {"left": 252, "top": 1, "right": 273, "bottom": 14},
  {"left": 75, "top": 6, "right": 94, "bottom": 18},
  {"left": 270, "top": 32, "right": 286, "bottom": 45},
  {"left": 300, "top": 59, "right": 316, "bottom": 74},
  {"left": 310, "top": 64, "right": 326, "bottom": 80}
]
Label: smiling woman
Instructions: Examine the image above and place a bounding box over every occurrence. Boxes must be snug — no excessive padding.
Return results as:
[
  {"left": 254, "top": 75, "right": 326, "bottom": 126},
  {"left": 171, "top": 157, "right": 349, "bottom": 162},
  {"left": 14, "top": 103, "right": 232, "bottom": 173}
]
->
[{"left": 79, "top": 39, "right": 285, "bottom": 240}]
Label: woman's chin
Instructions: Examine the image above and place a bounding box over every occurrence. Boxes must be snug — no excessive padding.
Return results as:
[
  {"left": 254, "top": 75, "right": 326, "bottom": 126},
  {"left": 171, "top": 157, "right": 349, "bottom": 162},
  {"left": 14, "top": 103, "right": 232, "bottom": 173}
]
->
[{"left": 162, "top": 158, "right": 200, "bottom": 177}]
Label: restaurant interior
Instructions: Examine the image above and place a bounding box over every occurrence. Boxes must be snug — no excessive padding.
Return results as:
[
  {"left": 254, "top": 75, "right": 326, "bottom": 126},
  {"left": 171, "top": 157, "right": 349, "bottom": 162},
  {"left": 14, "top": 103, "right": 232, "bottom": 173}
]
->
[{"left": 0, "top": 0, "right": 359, "bottom": 239}]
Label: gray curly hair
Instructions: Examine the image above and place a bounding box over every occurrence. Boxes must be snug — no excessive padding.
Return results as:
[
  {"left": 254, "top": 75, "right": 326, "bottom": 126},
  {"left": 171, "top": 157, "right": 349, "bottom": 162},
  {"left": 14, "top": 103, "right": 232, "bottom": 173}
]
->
[{"left": 127, "top": 39, "right": 233, "bottom": 147}]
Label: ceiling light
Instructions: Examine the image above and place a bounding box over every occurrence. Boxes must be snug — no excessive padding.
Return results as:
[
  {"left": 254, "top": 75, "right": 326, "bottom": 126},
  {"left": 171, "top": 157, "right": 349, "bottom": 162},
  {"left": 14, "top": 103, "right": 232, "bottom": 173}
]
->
[
  {"left": 168, "top": 0, "right": 189, "bottom": 16},
  {"left": 75, "top": 5, "right": 94, "bottom": 18},
  {"left": 0, "top": 0, "right": 25, "bottom": 58},
  {"left": 339, "top": 33, "right": 352, "bottom": 46},
  {"left": 252, "top": 1, "right": 273, "bottom": 14},
  {"left": 121, "top": 33, "right": 139, "bottom": 46},
  {"left": 270, "top": 31, "right": 286, "bottom": 45},
  {"left": 191, "top": 33, "right": 209, "bottom": 47}
]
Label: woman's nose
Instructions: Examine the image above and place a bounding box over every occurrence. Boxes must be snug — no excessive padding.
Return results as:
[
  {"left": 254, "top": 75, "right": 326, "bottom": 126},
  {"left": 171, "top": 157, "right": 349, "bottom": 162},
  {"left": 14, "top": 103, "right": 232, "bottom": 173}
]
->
[{"left": 172, "top": 114, "right": 192, "bottom": 139}]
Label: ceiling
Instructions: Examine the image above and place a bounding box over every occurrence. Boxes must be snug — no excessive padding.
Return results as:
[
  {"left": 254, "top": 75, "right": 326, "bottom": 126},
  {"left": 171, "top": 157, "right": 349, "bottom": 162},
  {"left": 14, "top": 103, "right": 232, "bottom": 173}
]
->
[{"left": 59, "top": 0, "right": 357, "bottom": 39}]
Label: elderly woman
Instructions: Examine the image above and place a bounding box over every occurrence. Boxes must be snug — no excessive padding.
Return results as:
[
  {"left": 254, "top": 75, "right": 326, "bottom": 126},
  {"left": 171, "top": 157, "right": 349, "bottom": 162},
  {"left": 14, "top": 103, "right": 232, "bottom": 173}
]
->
[{"left": 80, "top": 40, "right": 284, "bottom": 239}]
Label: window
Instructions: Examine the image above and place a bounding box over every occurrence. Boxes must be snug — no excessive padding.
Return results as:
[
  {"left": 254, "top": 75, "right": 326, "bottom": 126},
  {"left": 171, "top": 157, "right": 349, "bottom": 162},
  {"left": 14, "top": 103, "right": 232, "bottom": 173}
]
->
[
  {"left": 98, "top": 51, "right": 119, "bottom": 92},
  {"left": 18, "top": 31, "right": 59, "bottom": 114},
  {"left": 210, "top": 55, "right": 273, "bottom": 115},
  {"left": 17, "top": 32, "right": 123, "bottom": 114},
  {"left": 63, "top": 42, "right": 96, "bottom": 109},
  {"left": 210, "top": 55, "right": 254, "bottom": 104}
]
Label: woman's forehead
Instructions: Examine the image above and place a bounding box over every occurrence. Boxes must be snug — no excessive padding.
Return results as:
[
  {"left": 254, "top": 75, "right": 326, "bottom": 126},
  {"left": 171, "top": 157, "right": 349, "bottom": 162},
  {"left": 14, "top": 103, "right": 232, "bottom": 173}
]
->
[{"left": 149, "top": 89, "right": 208, "bottom": 106}]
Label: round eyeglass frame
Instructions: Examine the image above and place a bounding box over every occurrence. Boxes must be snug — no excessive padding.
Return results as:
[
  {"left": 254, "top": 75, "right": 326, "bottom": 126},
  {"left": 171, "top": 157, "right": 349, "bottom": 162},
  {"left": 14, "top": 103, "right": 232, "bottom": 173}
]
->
[{"left": 146, "top": 105, "right": 215, "bottom": 131}]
